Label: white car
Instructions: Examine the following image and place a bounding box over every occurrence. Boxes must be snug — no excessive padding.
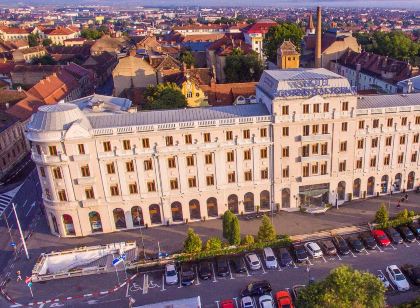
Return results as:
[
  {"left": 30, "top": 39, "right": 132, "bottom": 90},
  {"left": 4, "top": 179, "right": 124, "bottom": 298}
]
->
[
  {"left": 386, "top": 265, "right": 410, "bottom": 291},
  {"left": 304, "top": 242, "right": 323, "bottom": 258},
  {"left": 263, "top": 247, "right": 278, "bottom": 269},
  {"left": 258, "top": 294, "right": 274, "bottom": 308},
  {"left": 377, "top": 273, "right": 390, "bottom": 288},
  {"left": 241, "top": 296, "right": 256, "bottom": 308},
  {"left": 245, "top": 253, "right": 262, "bottom": 270},
  {"left": 165, "top": 263, "right": 178, "bottom": 285}
]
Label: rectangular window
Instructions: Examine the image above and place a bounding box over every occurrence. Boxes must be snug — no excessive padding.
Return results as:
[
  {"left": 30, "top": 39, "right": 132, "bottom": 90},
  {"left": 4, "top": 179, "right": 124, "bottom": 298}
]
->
[
  {"left": 312, "top": 125, "right": 319, "bottom": 134},
  {"left": 227, "top": 151, "right": 234, "bottom": 162},
  {"left": 185, "top": 134, "right": 192, "bottom": 144},
  {"left": 36, "top": 145, "right": 42, "bottom": 155},
  {"left": 373, "top": 119, "right": 379, "bottom": 128},
  {"left": 244, "top": 149, "right": 251, "bottom": 160},
  {"left": 411, "top": 152, "right": 417, "bottom": 162},
  {"left": 282, "top": 105, "right": 289, "bottom": 115},
  {"left": 144, "top": 159, "right": 153, "bottom": 171},
  {"left": 401, "top": 117, "right": 407, "bottom": 126},
  {"left": 303, "top": 125, "right": 310, "bottom": 136},
  {"left": 53, "top": 167, "right": 62, "bottom": 179},
  {"left": 45, "top": 189, "right": 51, "bottom": 200},
  {"left": 321, "top": 143, "right": 328, "bottom": 155},
  {"left": 81, "top": 165, "right": 90, "bottom": 177},
  {"left": 188, "top": 177, "right": 197, "bottom": 188},
  {"left": 226, "top": 131, "right": 233, "bottom": 141},
  {"left": 387, "top": 118, "right": 393, "bottom": 127},
  {"left": 107, "top": 163, "right": 116, "bottom": 174},
  {"left": 312, "top": 143, "right": 319, "bottom": 155},
  {"left": 103, "top": 142, "right": 111, "bottom": 152},
  {"left": 323, "top": 103, "right": 329, "bottom": 112},
  {"left": 313, "top": 103, "right": 320, "bottom": 113},
  {"left": 168, "top": 157, "right": 176, "bottom": 168},
  {"left": 371, "top": 138, "right": 378, "bottom": 148},
  {"left": 302, "top": 145, "right": 310, "bottom": 157},
  {"left": 282, "top": 167, "right": 289, "bottom": 178},
  {"left": 322, "top": 124, "right": 328, "bottom": 134},
  {"left": 170, "top": 179, "right": 178, "bottom": 190},
  {"left": 321, "top": 162, "right": 327, "bottom": 175},
  {"left": 414, "top": 134, "right": 419, "bottom": 143},
  {"left": 129, "top": 183, "right": 138, "bottom": 194},
  {"left": 356, "top": 158, "right": 363, "bottom": 169},
  {"left": 303, "top": 104, "right": 309, "bottom": 114},
  {"left": 203, "top": 133, "right": 211, "bottom": 143},
  {"left": 123, "top": 139, "right": 131, "bottom": 150},
  {"left": 370, "top": 156, "right": 376, "bottom": 167},
  {"left": 243, "top": 129, "right": 250, "bottom": 139},
  {"left": 126, "top": 161, "right": 134, "bottom": 172},
  {"left": 302, "top": 164, "right": 309, "bottom": 177},
  {"left": 110, "top": 185, "right": 119, "bottom": 196},
  {"left": 85, "top": 187, "right": 94, "bottom": 199},
  {"left": 311, "top": 163, "right": 318, "bottom": 174},
  {"left": 205, "top": 154, "right": 213, "bottom": 164},
  {"left": 227, "top": 172, "right": 236, "bottom": 183},
  {"left": 142, "top": 138, "right": 150, "bottom": 148},
  {"left": 358, "top": 120, "right": 365, "bottom": 129},
  {"left": 357, "top": 139, "right": 364, "bottom": 149},
  {"left": 206, "top": 175, "right": 214, "bottom": 186},
  {"left": 49, "top": 145, "right": 58, "bottom": 156},
  {"left": 282, "top": 127, "right": 289, "bottom": 136},
  {"left": 40, "top": 167, "right": 45, "bottom": 177},
  {"left": 244, "top": 170, "right": 252, "bottom": 181},
  {"left": 400, "top": 135, "right": 406, "bottom": 145},
  {"left": 166, "top": 136, "right": 173, "bottom": 146},
  {"left": 186, "top": 155, "right": 194, "bottom": 166},
  {"left": 416, "top": 116, "right": 420, "bottom": 125},
  {"left": 339, "top": 161, "right": 346, "bottom": 172},
  {"left": 260, "top": 148, "right": 268, "bottom": 159},
  {"left": 58, "top": 189, "right": 67, "bottom": 201},
  {"left": 398, "top": 153, "right": 404, "bottom": 164},
  {"left": 282, "top": 147, "right": 289, "bottom": 157},
  {"left": 342, "top": 101, "right": 349, "bottom": 111},
  {"left": 78, "top": 144, "right": 85, "bottom": 154},
  {"left": 340, "top": 141, "right": 347, "bottom": 152},
  {"left": 384, "top": 155, "right": 390, "bottom": 166},
  {"left": 260, "top": 128, "right": 267, "bottom": 138},
  {"left": 341, "top": 122, "right": 348, "bottom": 132},
  {"left": 385, "top": 136, "right": 392, "bottom": 146},
  {"left": 147, "top": 181, "right": 156, "bottom": 192},
  {"left": 261, "top": 169, "right": 268, "bottom": 179}
]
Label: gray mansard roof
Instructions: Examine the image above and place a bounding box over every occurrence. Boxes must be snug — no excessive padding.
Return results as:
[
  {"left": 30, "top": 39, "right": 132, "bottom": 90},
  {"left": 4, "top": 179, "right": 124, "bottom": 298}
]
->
[{"left": 357, "top": 93, "right": 420, "bottom": 109}]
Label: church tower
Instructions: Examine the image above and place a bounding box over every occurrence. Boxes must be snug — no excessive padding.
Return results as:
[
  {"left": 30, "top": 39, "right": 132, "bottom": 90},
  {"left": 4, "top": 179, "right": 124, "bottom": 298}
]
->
[
  {"left": 277, "top": 40, "right": 300, "bottom": 69},
  {"left": 306, "top": 13, "right": 315, "bottom": 35}
]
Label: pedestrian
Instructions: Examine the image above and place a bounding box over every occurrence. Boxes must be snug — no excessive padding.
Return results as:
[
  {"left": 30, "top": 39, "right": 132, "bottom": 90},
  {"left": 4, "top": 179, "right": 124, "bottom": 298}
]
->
[
  {"left": 397, "top": 200, "right": 401, "bottom": 208},
  {"left": 16, "top": 270, "right": 22, "bottom": 282},
  {"left": 405, "top": 193, "right": 408, "bottom": 201}
]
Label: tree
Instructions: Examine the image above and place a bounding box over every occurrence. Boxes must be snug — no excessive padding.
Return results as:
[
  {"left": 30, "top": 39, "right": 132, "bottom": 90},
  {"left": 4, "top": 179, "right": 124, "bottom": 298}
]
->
[
  {"left": 297, "top": 265, "right": 386, "bottom": 308},
  {"left": 257, "top": 215, "right": 276, "bottom": 243},
  {"left": 229, "top": 216, "right": 241, "bottom": 245},
  {"left": 222, "top": 210, "right": 234, "bottom": 240},
  {"left": 241, "top": 234, "right": 255, "bottom": 246},
  {"left": 183, "top": 228, "right": 202, "bottom": 254},
  {"left": 179, "top": 50, "right": 195, "bottom": 68},
  {"left": 396, "top": 208, "right": 409, "bottom": 220},
  {"left": 143, "top": 83, "right": 187, "bottom": 110},
  {"left": 81, "top": 28, "right": 105, "bottom": 40},
  {"left": 31, "top": 54, "right": 57, "bottom": 65},
  {"left": 224, "top": 51, "right": 264, "bottom": 83},
  {"left": 204, "top": 237, "right": 223, "bottom": 251},
  {"left": 28, "top": 33, "right": 39, "bottom": 47},
  {"left": 375, "top": 203, "right": 389, "bottom": 225},
  {"left": 263, "top": 23, "right": 304, "bottom": 63},
  {"left": 42, "top": 38, "right": 52, "bottom": 46}
]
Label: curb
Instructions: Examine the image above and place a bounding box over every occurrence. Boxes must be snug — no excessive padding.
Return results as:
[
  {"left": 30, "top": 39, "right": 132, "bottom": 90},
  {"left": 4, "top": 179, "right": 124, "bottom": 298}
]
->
[{"left": 6, "top": 273, "right": 138, "bottom": 307}]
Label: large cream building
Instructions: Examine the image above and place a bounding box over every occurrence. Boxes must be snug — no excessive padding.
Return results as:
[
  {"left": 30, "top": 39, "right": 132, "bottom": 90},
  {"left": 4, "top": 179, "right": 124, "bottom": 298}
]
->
[{"left": 26, "top": 69, "right": 420, "bottom": 237}]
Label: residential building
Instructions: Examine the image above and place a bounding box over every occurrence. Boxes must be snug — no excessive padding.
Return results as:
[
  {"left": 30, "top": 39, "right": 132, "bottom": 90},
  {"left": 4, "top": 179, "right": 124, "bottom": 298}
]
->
[
  {"left": 277, "top": 40, "right": 300, "bottom": 69},
  {"left": 12, "top": 46, "right": 47, "bottom": 63},
  {"left": 243, "top": 19, "right": 277, "bottom": 58}
]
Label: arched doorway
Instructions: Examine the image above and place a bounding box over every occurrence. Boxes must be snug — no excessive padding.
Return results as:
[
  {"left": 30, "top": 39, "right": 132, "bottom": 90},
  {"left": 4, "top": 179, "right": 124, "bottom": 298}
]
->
[
  {"left": 113, "top": 208, "right": 126, "bottom": 229},
  {"left": 367, "top": 177, "right": 375, "bottom": 196},
  {"left": 381, "top": 175, "right": 389, "bottom": 194},
  {"left": 207, "top": 197, "right": 218, "bottom": 217},
  {"left": 244, "top": 192, "right": 254, "bottom": 212},
  {"left": 227, "top": 194, "right": 238, "bottom": 214},
  {"left": 282, "top": 188, "right": 290, "bottom": 208},
  {"left": 62, "top": 214, "right": 75, "bottom": 235},
  {"left": 337, "top": 181, "right": 346, "bottom": 201},
  {"left": 51, "top": 213, "right": 59, "bottom": 234},
  {"left": 149, "top": 204, "right": 162, "bottom": 224},
  {"left": 260, "top": 190, "right": 270, "bottom": 210},
  {"left": 353, "top": 179, "right": 361, "bottom": 198},
  {"left": 131, "top": 206, "right": 144, "bottom": 227},
  {"left": 394, "top": 173, "right": 402, "bottom": 192},
  {"left": 88, "top": 211, "right": 103, "bottom": 233},
  {"left": 189, "top": 199, "right": 201, "bottom": 220},
  {"left": 407, "top": 172, "right": 415, "bottom": 190},
  {"left": 171, "top": 202, "right": 183, "bottom": 222}
]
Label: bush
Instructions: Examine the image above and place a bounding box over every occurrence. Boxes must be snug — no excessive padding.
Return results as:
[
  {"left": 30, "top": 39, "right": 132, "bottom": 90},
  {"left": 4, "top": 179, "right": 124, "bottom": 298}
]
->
[
  {"left": 375, "top": 204, "right": 389, "bottom": 225},
  {"left": 241, "top": 234, "right": 255, "bottom": 246},
  {"left": 257, "top": 215, "right": 276, "bottom": 243},
  {"left": 408, "top": 210, "right": 416, "bottom": 217},
  {"left": 205, "top": 237, "right": 223, "bottom": 251},
  {"left": 183, "top": 228, "right": 202, "bottom": 254}
]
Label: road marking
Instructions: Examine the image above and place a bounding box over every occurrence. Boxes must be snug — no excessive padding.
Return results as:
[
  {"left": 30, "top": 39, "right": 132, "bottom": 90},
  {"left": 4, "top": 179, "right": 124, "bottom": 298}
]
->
[
  {"left": 350, "top": 251, "right": 357, "bottom": 258},
  {"left": 415, "top": 239, "right": 420, "bottom": 246},
  {"left": 336, "top": 253, "right": 342, "bottom": 261},
  {"left": 233, "top": 297, "right": 238, "bottom": 307},
  {"left": 25, "top": 202, "right": 35, "bottom": 217},
  {"left": 390, "top": 244, "right": 397, "bottom": 250},
  {"left": 278, "top": 264, "right": 283, "bottom": 272},
  {"left": 292, "top": 261, "right": 298, "bottom": 269},
  {"left": 243, "top": 257, "right": 251, "bottom": 276},
  {"left": 143, "top": 274, "right": 149, "bottom": 294},
  {"left": 161, "top": 275, "right": 166, "bottom": 291},
  {"left": 211, "top": 263, "right": 217, "bottom": 282},
  {"left": 125, "top": 282, "right": 130, "bottom": 297},
  {"left": 307, "top": 259, "right": 313, "bottom": 266},
  {"left": 227, "top": 261, "right": 234, "bottom": 280},
  {"left": 377, "top": 245, "right": 384, "bottom": 253},
  {"left": 321, "top": 256, "right": 327, "bottom": 263},
  {"left": 259, "top": 255, "right": 267, "bottom": 274},
  {"left": 403, "top": 242, "right": 410, "bottom": 248},
  {"left": 178, "top": 274, "right": 182, "bottom": 288},
  {"left": 195, "top": 266, "right": 200, "bottom": 286},
  {"left": 215, "top": 300, "right": 220, "bottom": 308},
  {"left": 379, "top": 269, "right": 394, "bottom": 291},
  {"left": 365, "top": 249, "right": 370, "bottom": 255}
]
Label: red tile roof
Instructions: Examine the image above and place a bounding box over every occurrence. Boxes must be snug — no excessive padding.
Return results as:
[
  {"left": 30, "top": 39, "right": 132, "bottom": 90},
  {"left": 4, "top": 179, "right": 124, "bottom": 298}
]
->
[{"left": 243, "top": 20, "right": 277, "bottom": 34}]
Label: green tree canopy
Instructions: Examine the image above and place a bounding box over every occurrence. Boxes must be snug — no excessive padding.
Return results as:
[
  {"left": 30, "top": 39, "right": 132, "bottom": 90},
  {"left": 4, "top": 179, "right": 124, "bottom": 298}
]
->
[
  {"left": 229, "top": 215, "right": 241, "bottom": 245},
  {"left": 28, "top": 33, "right": 39, "bottom": 47},
  {"left": 183, "top": 228, "right": 202, "bottom": 254},
  {"left": 375, "top": 203, "right": 389, "bottom": 225},
  {"left": 204, "top": 237, "right": 223, "bottom": 251},
  {"left": 31, "top": 54, "right": 57, "bottom": 65},
  {"left": 179, "top": 50, "right": 195, "bottom": 68},
  {"left": 241, "top": 234, "right": 255, "bottom": 246},
  {"left": 143, "top": 83, "right": 187, "bottom": 110},
  {"left": 42, "top": 38, "right": 52, "bottom": 46},
  {"left": 263, "top": 22, "right": 304, "bottom": 63},
  {"left": 222, "top": 210, "right": 234, "bottom": 239},
  {"left": 257, "top": 215, "right": 276, "bottom": 243},
  {"left": 81, "top": 28, "right": 105, "bottom": 40},
  {"left": 297, "top": 265, "right": 386, "bottom": 308},
  {"left": 224, "top": 50, "right": 264, "bottom": 83}
]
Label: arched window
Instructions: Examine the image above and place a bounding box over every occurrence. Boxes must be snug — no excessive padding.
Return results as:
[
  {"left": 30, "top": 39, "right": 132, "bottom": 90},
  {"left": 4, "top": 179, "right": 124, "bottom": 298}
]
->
[
  {"left": 282, "top": 188, "right": 290, "bottom": 208},
  {"left": 227, "top": 194, "right": 238, "bottom": 214},
  {"left": 381, "top": 175, "right": 389, "bottom": 194},
  {"left": 51, "top": 213, "right": 59, "bottom": 234},
  {"left": 131, "top": 206, "right": 144, "bottom": 227},
  {"left": 244, "top": 192, "right": 254, "bottom": 212},
  {"left": 367, "top": 177, "right": 375, "bottom": 196},
  {"left": 353, "top": 179, "right": 361, "bottom": 198},
  {"left": 407, "top": 172, "right": 415, "bottom": 190},
  {"left": 88, "top": 211, "right": 102, "bottom": 233},
  {"left": 149, "top": 204, "right": 162, "bottom": 224},
  {"left": 189, "top": 199, "right": 201, "bottom": 220},
  {"left": 113, "top": 208, "right": 126, "bottom": 229},
  {"left": 394, "top": 173, "right": 402, "bottom": 192},
  {"left": 171, "top": 202, "right": 183, "bottom": 222},
  {"left": 62, "top": 214, "right": 75, "bottom": 235},
  {"left": 207, "top": 197, "right": 218, "bottom": 217},
  {"left": 337, "top": 181, "right": 346, "bottom": 201},
  {"left": 260, "top": 190, "right": 270, "bottom": 209}
]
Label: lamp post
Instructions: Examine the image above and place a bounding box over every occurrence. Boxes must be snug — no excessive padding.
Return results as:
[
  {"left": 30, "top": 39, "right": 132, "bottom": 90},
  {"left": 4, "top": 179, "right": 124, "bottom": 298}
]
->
[{"left": 139, "top": 223, "right": 146, "bottom": 260}]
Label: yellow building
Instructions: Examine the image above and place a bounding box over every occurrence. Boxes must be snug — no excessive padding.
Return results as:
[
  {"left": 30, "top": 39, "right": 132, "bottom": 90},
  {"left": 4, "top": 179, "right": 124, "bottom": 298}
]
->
[{"left": 277, "top": 40, "right": 300, "bottom": 69}]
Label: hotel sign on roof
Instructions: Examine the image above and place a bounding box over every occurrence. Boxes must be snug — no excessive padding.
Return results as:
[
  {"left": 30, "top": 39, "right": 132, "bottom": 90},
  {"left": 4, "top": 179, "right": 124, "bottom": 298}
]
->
[{"left": 276, "top": 78, "right": 354, "bottom": 98}]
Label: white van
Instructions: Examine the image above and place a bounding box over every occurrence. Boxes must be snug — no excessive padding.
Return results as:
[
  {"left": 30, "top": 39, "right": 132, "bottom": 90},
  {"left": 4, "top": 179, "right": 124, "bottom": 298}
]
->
[{"left": 263, "top": 247, "right": 278, "bottom": 269}]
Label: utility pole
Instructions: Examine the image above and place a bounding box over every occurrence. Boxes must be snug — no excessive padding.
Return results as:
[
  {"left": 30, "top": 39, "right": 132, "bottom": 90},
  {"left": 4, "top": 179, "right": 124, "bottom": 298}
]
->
[{"left": 12, "top": 203, "right": 29, "bottom": 260}]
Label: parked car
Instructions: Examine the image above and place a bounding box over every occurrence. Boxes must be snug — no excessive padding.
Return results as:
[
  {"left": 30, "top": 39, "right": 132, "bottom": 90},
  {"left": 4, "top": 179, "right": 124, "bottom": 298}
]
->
[
  {"left": 397, "top": 226, "right": 416, "bottom": 243},
  {"left": 198, "top": 261, "right": 212, "bottom": 280},
  {"left": 401, "top": 264, "right": 420, "bottom": 285},
  {"left": 216, "top": 256, "right": 230, "bottom": 277},
  {"left": 292, "top": 243, "right": 309, "bottom": 262},
  {"left": 230, "top": 256, "right": 247, "bottom": 274},
  {"left": 408, "top": 222, "right": 420, "bottom": 239},
  {"left": 263, "top": 247, "right": 278, "bottom": 269},
  {"left": 220, "top": 299, "right": 235, "bottom": 308},
  {"left": 371, "top": 230, "right": 391, "bottom": 247},
  {"left": 386, "top": 265, "right": 410, "bottom": 291},
  {"left": 347, "top": 236, "right": 365, "bottom": 253},
  {"left": 304, "top": 242, "right": 323, "bottom": 258},
  {"left": 384, "top": 227, "right": 403, "bottom": 244},
  {"left": 377, "top": 272, "right": 390, "bottom": 288},
  {"left": 278, "top": 248, "right": 294, "bottom": 267},
  {"left": 359, "top": 232, "right": 378, "bottom": 250},
  {"left": 275, "top": 290, "right": 294, "bottom": 308},
  {"left": 258, "top": 294, "right": 274, "bottom": 308},
  {"left": 332, "top": 236, "right": 351, "bottom": 255},
  {"left": 165, "top": 263, "right": 178, "bottom": 285},
  {"left": 291, "top": 284, "right": 306, "bottom": 301},
  {"left": 245, "top": 253, "right": 262, "bottom": 270},
  {"left": 240, "top": 296, "right": 256, "bottom": 308},
  {"left": 319, "top": 239, "right": 337, "bottom": 256},
  {"left": 240, "top": 280, "right": 272, "bottom": 297},
  {"left": 180, "top": 263, "right": 195, "bottom": 286}
]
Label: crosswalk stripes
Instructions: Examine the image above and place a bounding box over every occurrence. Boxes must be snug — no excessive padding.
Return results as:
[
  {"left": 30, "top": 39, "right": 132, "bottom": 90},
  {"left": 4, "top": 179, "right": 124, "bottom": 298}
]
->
[{"left": 0, "top": 193, "right": 13, "bottom": 216}]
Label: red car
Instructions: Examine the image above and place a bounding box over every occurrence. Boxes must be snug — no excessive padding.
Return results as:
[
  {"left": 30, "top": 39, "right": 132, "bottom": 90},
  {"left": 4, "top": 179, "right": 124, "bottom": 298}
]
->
[
  {"left": 275, "top": 290, "right": 294, "bottom": 308},
  {"left": 220, "top": 299, "right": 235, "bottom": 308},
  {"left": 372, "top": 229, "right": 391, "bottom": 247}
]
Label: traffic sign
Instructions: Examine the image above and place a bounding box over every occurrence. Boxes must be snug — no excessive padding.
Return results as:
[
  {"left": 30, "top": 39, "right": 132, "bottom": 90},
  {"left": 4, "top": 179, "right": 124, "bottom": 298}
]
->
[
  {"left": 9, "top": 242, "right": 16, "bottom": 247},
  {"left": 120, "top": 253, "right": 126, "bottom": 261},
  {"left": 27, "top": 282, "right": 32, "bottom": 288},
  {"left": 112, "top": 257, "right": 123, "bottom": 266},
  {"left": 25, "top": 277, "right": 32, "bottom": 284}
]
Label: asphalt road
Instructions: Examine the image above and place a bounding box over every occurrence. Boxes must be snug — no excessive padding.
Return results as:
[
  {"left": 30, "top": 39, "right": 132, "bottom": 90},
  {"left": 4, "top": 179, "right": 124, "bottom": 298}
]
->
[{"left": 26, "top": 235, "right": 420, "bottom": 308}]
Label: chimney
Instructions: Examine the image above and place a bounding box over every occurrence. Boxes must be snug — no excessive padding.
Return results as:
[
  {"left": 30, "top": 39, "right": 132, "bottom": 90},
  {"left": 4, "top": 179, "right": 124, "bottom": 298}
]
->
[
  {"left": 315, "top": 6, "right": 322, "bottom": 68},
  {"left": 407, "top": 79, "right": 413, "bottom": 94}
]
